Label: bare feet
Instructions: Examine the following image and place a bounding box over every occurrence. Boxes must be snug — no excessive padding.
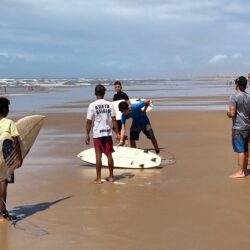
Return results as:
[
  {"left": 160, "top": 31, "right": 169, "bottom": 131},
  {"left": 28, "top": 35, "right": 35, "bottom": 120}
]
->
[
  {"left": 229, "top": 171, "right": 246, "bottom": 178},
  {"left": 106, "top": 177, "right": 114, "bottom": 182},
  {"left": 93, "top": 179, "right": 102, "bottom": 184},
  {"left": 93, "top": 177, "right": 114, "bottom": 183}
]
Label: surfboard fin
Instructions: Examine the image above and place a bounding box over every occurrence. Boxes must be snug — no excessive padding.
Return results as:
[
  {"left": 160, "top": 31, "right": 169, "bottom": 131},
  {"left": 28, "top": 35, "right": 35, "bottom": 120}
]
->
[
  {"left": 143, "top": 149, "right": 149, "bottom": 153},
  {"left": 139, "top": 164, "right": 144, "bottom": 168}
]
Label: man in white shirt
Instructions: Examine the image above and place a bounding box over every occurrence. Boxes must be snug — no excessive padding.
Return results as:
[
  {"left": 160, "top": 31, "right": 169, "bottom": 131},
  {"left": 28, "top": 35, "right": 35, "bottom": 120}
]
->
[{"left": 85, "top": 85, "right": 119, "bottom": 184}]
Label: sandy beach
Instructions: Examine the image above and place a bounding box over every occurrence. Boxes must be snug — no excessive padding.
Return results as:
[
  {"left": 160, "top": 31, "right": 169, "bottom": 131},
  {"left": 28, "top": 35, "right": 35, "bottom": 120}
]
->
[
  {"left": 1, "top": 0, "right": 249, "bottom": 247},
  {"left": 1, "top": 95, "right": 250, "bottom": 250}
]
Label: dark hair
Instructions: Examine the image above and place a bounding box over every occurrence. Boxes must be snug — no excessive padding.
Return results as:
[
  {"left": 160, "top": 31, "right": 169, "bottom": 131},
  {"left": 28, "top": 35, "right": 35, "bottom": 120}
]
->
[
  {"left": 118, "top": 101, "right": 129, "bottom": 112},
  {"left": 114, "top": 81, "right": 122, "bottom": 87},
  {"left": 235, "top": 76, "right": 247, "bottom": 91},
  {"left": 0, "top": 97, "right": 10, "bottom": 114},
  {"left": 95, "top": 84, "right": 106, "bottom": 97}
]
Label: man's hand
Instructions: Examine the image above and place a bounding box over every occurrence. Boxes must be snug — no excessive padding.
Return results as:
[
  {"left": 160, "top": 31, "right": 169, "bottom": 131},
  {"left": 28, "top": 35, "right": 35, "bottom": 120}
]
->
[
  {"left": 116, "top": 133, "right": 121, "bottom": 141},
  {"left": 227, "top": 106, "right": 236, "bottom": 118},
  {"left": 118, "top": 141, "right": 124, "bottom": 146},
  {"left": 85, "top": 135, "right": 90, "bottom": 145}
]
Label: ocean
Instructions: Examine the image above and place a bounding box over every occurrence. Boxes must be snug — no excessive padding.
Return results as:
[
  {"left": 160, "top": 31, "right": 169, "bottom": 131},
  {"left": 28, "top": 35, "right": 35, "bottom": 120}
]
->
[{"left": 0, "top": 77, "right": 235, "bottom": 113}]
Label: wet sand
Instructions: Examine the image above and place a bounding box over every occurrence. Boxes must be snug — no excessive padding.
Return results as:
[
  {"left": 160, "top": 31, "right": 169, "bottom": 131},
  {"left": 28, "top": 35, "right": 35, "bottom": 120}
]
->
[{"left": 1, "top": 106, "right": 250, "bottom": 250}]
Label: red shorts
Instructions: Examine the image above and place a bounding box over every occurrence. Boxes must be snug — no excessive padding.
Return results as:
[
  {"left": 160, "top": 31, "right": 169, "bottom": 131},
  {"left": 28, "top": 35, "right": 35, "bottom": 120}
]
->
[{"left": 93, "top": 136, "right": 114, "bottom": 156}]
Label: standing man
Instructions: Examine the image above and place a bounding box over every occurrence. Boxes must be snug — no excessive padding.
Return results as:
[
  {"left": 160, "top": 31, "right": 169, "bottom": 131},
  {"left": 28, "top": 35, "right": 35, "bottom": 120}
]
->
[
  {"left": 85, "top": 85, "right": 119, "bottom": 184},
  {"left": 227, "top": 76, "right": 250, "bottom": 178},
  {"left": 113, "top": 81, "right": 130, "bottom": 145},
  {"left": 118, "top": 99, "right": 160, "bottom": 155}
]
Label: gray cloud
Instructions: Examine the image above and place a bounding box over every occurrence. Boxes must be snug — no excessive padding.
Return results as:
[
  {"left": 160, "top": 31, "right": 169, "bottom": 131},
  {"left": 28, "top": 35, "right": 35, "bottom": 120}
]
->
[{"left": 0, "top": 0, "right": 250, "bottom": 77}]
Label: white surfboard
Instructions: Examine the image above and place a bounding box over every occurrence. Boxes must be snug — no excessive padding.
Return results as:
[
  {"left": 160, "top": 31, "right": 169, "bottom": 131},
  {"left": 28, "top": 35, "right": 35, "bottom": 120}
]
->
[
  {"left": 0, "top": 115, "right": 45, "bottom": 181},
  {"left": 112, "top": 98, "right": 153, "bottom": 120},
  {"left": 77, "top": 146, "right": 161, "bottom": 169}
]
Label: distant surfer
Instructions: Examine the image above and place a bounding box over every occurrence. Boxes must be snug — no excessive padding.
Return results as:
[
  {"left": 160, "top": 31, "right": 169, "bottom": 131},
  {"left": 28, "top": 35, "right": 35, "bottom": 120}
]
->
[
  {"left": 227, "top": 76, "right": 250, "bottom": 178},
  {"left": 85, "top": 85, "right": 119, "bottom": 184},
  {"left": 0, "top": 97, "right": 23, "bottom": 221},
  {"left": 113, "top": 81, "right": 130, "bottom": 146},
  {"left": 118, "top": 99, "right": 160, "bottom": 155}
]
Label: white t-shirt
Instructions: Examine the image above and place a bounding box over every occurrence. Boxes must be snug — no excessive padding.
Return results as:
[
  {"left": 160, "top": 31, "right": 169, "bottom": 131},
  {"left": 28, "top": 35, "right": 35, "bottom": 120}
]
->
[{"left": 87, "top": 99, "right": 116, "bottom": 138}]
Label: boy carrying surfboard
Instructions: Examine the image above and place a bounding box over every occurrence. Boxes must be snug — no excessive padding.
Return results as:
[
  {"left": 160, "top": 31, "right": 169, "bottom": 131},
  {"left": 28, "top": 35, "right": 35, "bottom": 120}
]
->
[
  {"left": 118, "top": 99, "right": 160, "bottom": 155},
  {"left": 85, "top": 85, "right": 119, "bottom": 184},
  {"left": 0, "top": 97, "right": 23, "bottom": 221}
]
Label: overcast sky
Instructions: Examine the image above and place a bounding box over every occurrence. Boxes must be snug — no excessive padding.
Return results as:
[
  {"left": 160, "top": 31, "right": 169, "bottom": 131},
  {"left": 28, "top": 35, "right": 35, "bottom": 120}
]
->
[{"left": 0, "top": 0, "right": 250, "bottom": 78}]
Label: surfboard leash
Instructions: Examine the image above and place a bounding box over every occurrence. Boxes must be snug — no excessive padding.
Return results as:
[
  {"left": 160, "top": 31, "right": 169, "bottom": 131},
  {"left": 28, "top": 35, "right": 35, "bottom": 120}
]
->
[{"left": 160, "top": 149, "right": 176, "bottom": 165}]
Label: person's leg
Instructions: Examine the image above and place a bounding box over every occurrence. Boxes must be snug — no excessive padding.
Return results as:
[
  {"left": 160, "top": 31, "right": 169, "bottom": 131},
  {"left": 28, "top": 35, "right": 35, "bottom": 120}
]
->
[
  {"left": 229, "top": 152, "right": 247, "bottom": 178},
  {"left": 94, "top": 150, "right": 102, "bottom": 183},
  {"left": 151, "top": 137, "right": 160, "bottom": 154},
  {"left": 0, "top": 181, "right": 7, "bottom": 221},
  {"left": 130, "top": 124, "right": 140, "bottom": 148},
  {"left": 0, "top": 181, "right": 7, "bottom": 210},
  {"left": 130, "top": 139, "right": 136, "bottom": 148},
  {"left": 103, "top": 136, "right": 115, "bottom": 182},
  {"left": 143, "top": 124, "right": 160, "bottom": 154},
  {"left": 230, "top": 130, "right": 249, "bottom": 178},
  {"left": 244, "top": 152, "right": 249, "bottom": 173},
  {"left": 106, "top": 155, "right": 114, "bottom": 182},
  {"left": 248, "top": 141, "right": 250, "bottom": 165}
]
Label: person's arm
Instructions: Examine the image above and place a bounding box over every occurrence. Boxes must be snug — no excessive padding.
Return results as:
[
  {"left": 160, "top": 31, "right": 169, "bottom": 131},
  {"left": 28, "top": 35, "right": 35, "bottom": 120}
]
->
[
  {"left": 85, "top": 119, "right": 92, "bottom": 145},
  {"left": 111, "top": 116, "right": 120, "bottom": 142},
  {"left": 13, "top": 136, "right": 23, "bottom": 168},
  {"left": 123, "top": 93, "right": 131, "bottom": 105},
  {"left": 227, "top": 106, "right": 236, "bottom": 118},
  {"left": 142, "top": 100, "right": 150, "bottom": 113},
  {"left": 119, "top": 123, "right": 126, "bottom": 145},
  {"left": 125, "top": 96, "right": 131, "bottom": 105}
]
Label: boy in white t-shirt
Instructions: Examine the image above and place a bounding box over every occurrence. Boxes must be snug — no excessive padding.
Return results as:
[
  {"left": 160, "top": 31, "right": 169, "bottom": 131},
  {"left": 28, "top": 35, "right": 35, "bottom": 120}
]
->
[
  {"left": 0, "top": 97, "right": 23, "bottom": 221},
  {"left": 85, "top": 85, "right": 119, "bottom": 184}
]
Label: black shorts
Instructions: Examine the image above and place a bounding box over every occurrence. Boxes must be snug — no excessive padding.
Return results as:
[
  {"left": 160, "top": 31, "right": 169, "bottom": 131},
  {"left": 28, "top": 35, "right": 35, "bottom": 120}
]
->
[{"left": 130, "top": 123, "right": 155, "bottom": 141}]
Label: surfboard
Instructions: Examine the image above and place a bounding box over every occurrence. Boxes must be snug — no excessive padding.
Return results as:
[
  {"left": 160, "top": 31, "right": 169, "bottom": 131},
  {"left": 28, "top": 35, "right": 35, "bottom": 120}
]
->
[
  {"left": 112, "top": 98, "right": 153, "bottom": 120},
  {"left": 0, "top": 115, "right": 45, "bottom": 182},
  {"left": 77, "top": 146, "right": 162, "bottom": 169}
]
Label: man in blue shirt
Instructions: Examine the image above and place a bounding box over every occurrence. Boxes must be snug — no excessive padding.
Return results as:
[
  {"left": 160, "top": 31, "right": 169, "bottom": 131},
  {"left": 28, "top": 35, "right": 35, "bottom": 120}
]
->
[{"left": 118, "top": 99, "right": 160, "bottom": 155}]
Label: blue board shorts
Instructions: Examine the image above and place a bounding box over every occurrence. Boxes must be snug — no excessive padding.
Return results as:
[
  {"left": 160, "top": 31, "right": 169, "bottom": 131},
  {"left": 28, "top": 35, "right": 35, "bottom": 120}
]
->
[{"left": 232, "top": 129, "right": 249, "bottom": 153}]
